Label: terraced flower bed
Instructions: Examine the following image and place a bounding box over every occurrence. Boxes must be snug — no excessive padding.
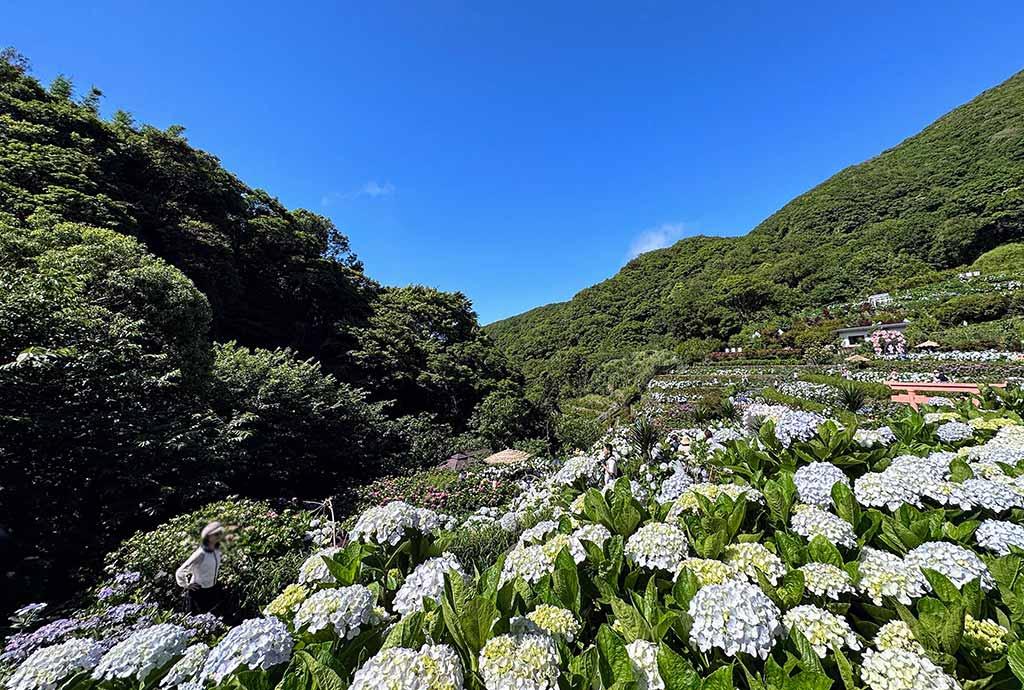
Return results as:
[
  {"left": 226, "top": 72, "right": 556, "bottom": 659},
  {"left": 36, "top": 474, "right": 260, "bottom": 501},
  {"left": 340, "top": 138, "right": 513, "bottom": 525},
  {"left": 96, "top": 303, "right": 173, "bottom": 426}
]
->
[{"left": 6, "top": 391, "right": 1024, "bottom": 690}]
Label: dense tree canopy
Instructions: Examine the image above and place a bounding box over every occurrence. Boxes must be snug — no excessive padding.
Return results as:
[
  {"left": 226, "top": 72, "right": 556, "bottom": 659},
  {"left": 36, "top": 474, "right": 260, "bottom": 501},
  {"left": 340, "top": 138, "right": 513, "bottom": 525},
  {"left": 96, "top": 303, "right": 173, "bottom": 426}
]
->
[{"left": 0, "top": 51, "right": 534, "bottom": 607}]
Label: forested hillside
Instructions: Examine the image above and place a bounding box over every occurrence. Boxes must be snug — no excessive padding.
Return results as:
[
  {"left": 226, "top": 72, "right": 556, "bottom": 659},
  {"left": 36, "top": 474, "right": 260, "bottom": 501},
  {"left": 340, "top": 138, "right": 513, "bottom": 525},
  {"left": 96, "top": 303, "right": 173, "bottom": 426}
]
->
[
  {"left": 489, "top": 68, "right": 1024, "bottom": 391},
  {"left": 0, "top": 51, "right": 537, "bottom": 608}
]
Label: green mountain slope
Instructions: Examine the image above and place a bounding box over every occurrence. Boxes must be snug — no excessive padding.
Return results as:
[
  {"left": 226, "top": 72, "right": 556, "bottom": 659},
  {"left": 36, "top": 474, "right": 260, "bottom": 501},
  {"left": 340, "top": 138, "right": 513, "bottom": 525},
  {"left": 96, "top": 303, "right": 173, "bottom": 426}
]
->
[{"left": 488, "top": 69, "right": 1024, "bottom": 388}]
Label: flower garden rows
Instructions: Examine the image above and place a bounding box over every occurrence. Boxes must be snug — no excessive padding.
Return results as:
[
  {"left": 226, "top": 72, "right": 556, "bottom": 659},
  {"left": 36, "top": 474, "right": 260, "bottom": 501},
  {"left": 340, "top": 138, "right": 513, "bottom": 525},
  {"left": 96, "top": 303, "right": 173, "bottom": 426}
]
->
[{"left": 7, "top": 393, "right": 1024, "bottom": 690}]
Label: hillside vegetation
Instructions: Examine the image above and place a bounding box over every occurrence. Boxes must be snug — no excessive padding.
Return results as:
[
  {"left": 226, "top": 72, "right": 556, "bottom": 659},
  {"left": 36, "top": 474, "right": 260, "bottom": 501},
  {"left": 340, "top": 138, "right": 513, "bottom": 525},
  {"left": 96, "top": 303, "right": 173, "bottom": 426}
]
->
[
  {"left": 488, "top": 69, "right": 1024, "bottom": 392},
  {"left": 0, "top": 51, "right": 539, "bottom": 609}
]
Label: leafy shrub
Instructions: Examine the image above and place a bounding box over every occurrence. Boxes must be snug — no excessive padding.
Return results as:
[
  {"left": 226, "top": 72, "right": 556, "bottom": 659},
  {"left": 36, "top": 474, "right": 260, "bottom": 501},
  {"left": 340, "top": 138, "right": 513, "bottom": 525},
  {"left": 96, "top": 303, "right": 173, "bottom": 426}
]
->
[
  {"left": 105, "top": 499, "right": 312, "bottom": 616},
  {"left": 440, "top": 523, "right": 520, "bottom": 573},
  {"left": 836, "top": 381, "right": 867, "bottom": 412},
  {"left": 934, "top": 292, "right": 1011, "bottom": 325}
]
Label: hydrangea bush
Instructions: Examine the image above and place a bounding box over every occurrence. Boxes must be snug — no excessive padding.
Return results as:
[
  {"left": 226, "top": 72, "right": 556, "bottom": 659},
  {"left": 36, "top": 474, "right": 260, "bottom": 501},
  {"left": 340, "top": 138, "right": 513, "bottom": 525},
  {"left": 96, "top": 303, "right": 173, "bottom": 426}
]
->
[{"left": 7, "top": 393, "right": 1024, "bottom": 690}]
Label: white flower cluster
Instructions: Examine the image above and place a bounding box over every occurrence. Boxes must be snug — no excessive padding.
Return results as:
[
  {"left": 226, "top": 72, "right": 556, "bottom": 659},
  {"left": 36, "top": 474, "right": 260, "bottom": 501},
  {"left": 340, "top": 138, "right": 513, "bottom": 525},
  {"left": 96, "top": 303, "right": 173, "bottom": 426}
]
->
[
  {"left": 518, "top": 521, "right": 559, "bottom": 546},
  {"left": 200, "top": 618, "right": 293, "bottom": 685},
  {"left": 937, "top": 421, "right": 974, "bottom": 443},
  {"left": 854, "top": 469, "right": 922, "bottom": 511},
  {"left": 860, "top": 649, "right": 962, "bottom": 690},
  {"left": 782, "top": 605, "right": 860, "bottom": 658},
  {"left": 967, "top": 425, "right": 1024, "bottom": 464},
  {"left": 511, "top": 605, "right": 580, "bottom": 641},
  {"left": 799, "top": 563, "right": 855, "bottom": 600},
  {"left": 668, "top": 483, "right": 763, "bottom": 515},
  {"left": 6, "top": 639, "right": 104, "bottom": 690},
  {"left": 773, "top": 410, "right": 826, "bottom": 447},
  {"left": 500, "top": 545, "right": 555, "bottom": 585},
  {"left": 790, "top": 504, "right": 856, "bottom": 548},
  {"left": 905, "top": 542, "right": 994, "bottom": 591},
  {"left": 975, "top": 518, "right": 1024, "bottom": 555},
  {"left": 160, "top": 643, "right": 209, "bottom": 688},
  {"left": 961, "top": 478, "right": 1024, "bottom": 512},
  {"left": 688, "top": 578, "right": 782, "bottom": 658},
  {"left": 393, "top": 553, "right": 467, "bottom": 616},
  {"left": 478, "top": 634, "right": 559, "bottom": 690},
  {"left": 677, "top": 558, "right": 733, "bottom": 587},
  {"left": 93, "top": 623, "right": 191, "bottom": 682},
  {"left": 349, "top": 501, "right": 444, "bottom": 546},
  {"left": 625, "top": 640, "right": 663, "bottom": 690},
  {"left": 541, "top": 533, "right": 586, "bottom": 564},
  {"left": 858, "top": 548, "right": 928, "bottom": 605},
  {"left": 350, "top": 644, "right": 464, "bottom": 690},
  {"left": 625, "top": 523, "right": 689, "bottom": 572},
  {"left": 294, "top": 585, "right": 378, "bottom": 639},
  {"left": 723, "top": 543, "right": 786, "bottom": 585},
  {"left": 854, "top": 426, "right": 895, "bottom": 448},
  {"left": 793, "top": 463, "right": 850, "bottom": 507},
  {"left": 298, "top": 547, "right": 342, "bottom": 585},
  {"left": 551, "top": 455, "right": 603, "bottom": 487},
  {"left": 572, "top": 523, "right": 611, "bottom": 549},
  {"left": 874, "top": 621, "right": 924, "bottom": 654}
]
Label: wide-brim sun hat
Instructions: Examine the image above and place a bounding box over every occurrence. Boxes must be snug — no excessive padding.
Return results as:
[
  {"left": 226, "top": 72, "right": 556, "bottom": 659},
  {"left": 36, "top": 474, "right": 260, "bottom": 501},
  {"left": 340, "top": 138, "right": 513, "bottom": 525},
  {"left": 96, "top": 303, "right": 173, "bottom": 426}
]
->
[{"left": 201, "top": 521, "right": 224, "bottom": 539}]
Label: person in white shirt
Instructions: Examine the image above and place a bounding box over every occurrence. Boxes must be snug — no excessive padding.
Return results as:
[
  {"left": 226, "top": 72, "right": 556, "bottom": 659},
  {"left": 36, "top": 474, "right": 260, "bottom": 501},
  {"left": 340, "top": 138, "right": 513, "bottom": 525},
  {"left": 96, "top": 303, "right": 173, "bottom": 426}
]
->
[{"left": 175, "top": 521, "right": 224, "bottom": 614}]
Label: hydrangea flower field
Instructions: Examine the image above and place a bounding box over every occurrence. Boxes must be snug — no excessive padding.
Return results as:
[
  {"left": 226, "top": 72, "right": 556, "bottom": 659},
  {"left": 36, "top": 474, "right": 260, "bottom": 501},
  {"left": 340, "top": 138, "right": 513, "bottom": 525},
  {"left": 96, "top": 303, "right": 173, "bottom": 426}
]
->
[{"left": 7, "top": 392, "right": 1024, "bottom": 690}]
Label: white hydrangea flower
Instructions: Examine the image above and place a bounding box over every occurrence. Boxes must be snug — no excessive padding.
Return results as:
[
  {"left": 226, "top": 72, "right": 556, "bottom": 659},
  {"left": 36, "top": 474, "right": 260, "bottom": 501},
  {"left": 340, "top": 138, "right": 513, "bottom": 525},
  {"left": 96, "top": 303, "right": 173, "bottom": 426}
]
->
[
  {"left": 656, "top": 467, "right": 695, "bottom": 503},
  {"left": 551, "top": 455, "right": 604, "bottom": 487},
  {"left": 93, "top": 623, "right": 191, "bottom": 682},
  {"left": 298, "top": 547, "right": 342, "bottom": 585},
  {"left": 793, "top": 463, "right": 850, "bottom": 507},
  {"left": 964, "top": 615, "right": 1008, "bottom": 654},
  {"left": 625, "top": 523, "right": 689, "bottom": 572},
  {"left": 773, "top": 410, "right": 826, "bottom": 447},
  {"left": 782, "top": 605, "right": 860, "bottom": 658},
  {"left": 961, "top": 479, "right": 1023, "bottom": 513},
  {"left": 393, "top": 553, "right": 467, "bottom": 616},
  {"left": 6, "top": 639, "right": 105, "bottom": 690},
  {"left": 905, "top": 542, "right": 994, "bottom": 591},
  {"left": 200, "top": 618, "right": 293, "bottom": 685},
  {"left": 976, "top": 519, "right": 1024, "bottom": 555},
  {"left": 677, "top": 558, "right": 733, "bottom": 587},
  {"left": 541, "top": 533, "right": 586, "bottom": 564},
  {"left": 874, "top": 621, "right": 924, "bottom": 653},
  {"left": 668, "top": 483, "right": 763, "bottom": 515},
  {"left": 511, "top": 605, "right": 580, "bottom": 641},
  {"left": 500, "top": 545, "right": 556, "bottom": 585},
  {"left": 854, "top": 426, "right": 895, "bottom": 448},
  {"left": 860, "top": 649, "right": 961, "bottom": 690},
  {"left": 350, "top": 644, "right": 464, "bottom": 690},
  {"left": 723, "top": 543, "right": 786, "bottom": 585},
  {"left": 799, "top": 563, "right": 855, "bottom": 600},
  {"left": 294, "top": 585, "right": 378, "bottom": 639},
  {"left": 936, "top": 421, "right": 974, "bottom": 444},
  {"left": 625, "top": 640, "right": 663, "bottom": 690},
  {"left": 790, "top": 504, "right": 856, "bottom": 548},
  {"left": 920, "top": 480, "right": 973, "bottom": 510},
  {"left": 350, "top": 501, "right": 444, "bottom": 546},
  {"left": 478, "top": 634, "right": 559, "bottom": 690},
  {"left": 160, "top": 644, "right": 209, "bottom": 688},
  {"left": 518, "top": 521, "right": 559, "bottom": 547},
  {"left": 688, "top": 578, "right": 782, "bottom": 659},
  {"left": 858, "top": 548, "right": 928, "bottom": 605},
  {"left": 854, "top": 471, "right": 921, "bottom": 511},
  {"left": 572, "top": 523, "right": 611, "bottom": 549}
]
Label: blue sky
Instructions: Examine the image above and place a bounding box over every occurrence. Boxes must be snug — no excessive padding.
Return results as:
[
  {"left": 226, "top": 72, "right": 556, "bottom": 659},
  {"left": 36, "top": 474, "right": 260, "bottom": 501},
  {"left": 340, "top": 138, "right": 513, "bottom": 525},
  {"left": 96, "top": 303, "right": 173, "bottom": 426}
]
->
[{"left": 6, "top": 2, "right": 1024, "bottom": 323}]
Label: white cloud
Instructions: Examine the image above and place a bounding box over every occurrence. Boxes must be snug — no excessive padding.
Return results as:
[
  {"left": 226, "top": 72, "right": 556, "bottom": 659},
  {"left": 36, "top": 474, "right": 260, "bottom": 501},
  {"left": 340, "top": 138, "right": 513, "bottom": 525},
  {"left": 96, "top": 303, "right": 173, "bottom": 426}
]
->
[
  {"left": 627, "top": 222, "right": 691, "bottom": 259},
  {"left": 359, "top": 180, "right": 395, "bottom": 198},
  {"left": 321, "top": 180, "right": 395, "bottom": 206}
]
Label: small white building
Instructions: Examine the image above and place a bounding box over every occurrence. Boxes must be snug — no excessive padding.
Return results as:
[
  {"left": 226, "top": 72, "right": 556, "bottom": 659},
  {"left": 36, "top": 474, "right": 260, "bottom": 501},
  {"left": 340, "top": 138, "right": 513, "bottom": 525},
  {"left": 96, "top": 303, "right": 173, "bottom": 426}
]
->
[
  {"left": 867, "top": 293, "right": 892, "bottom": 308},
  {"left": 835, "top": 321, "right": 909, "bottom": 348}
]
